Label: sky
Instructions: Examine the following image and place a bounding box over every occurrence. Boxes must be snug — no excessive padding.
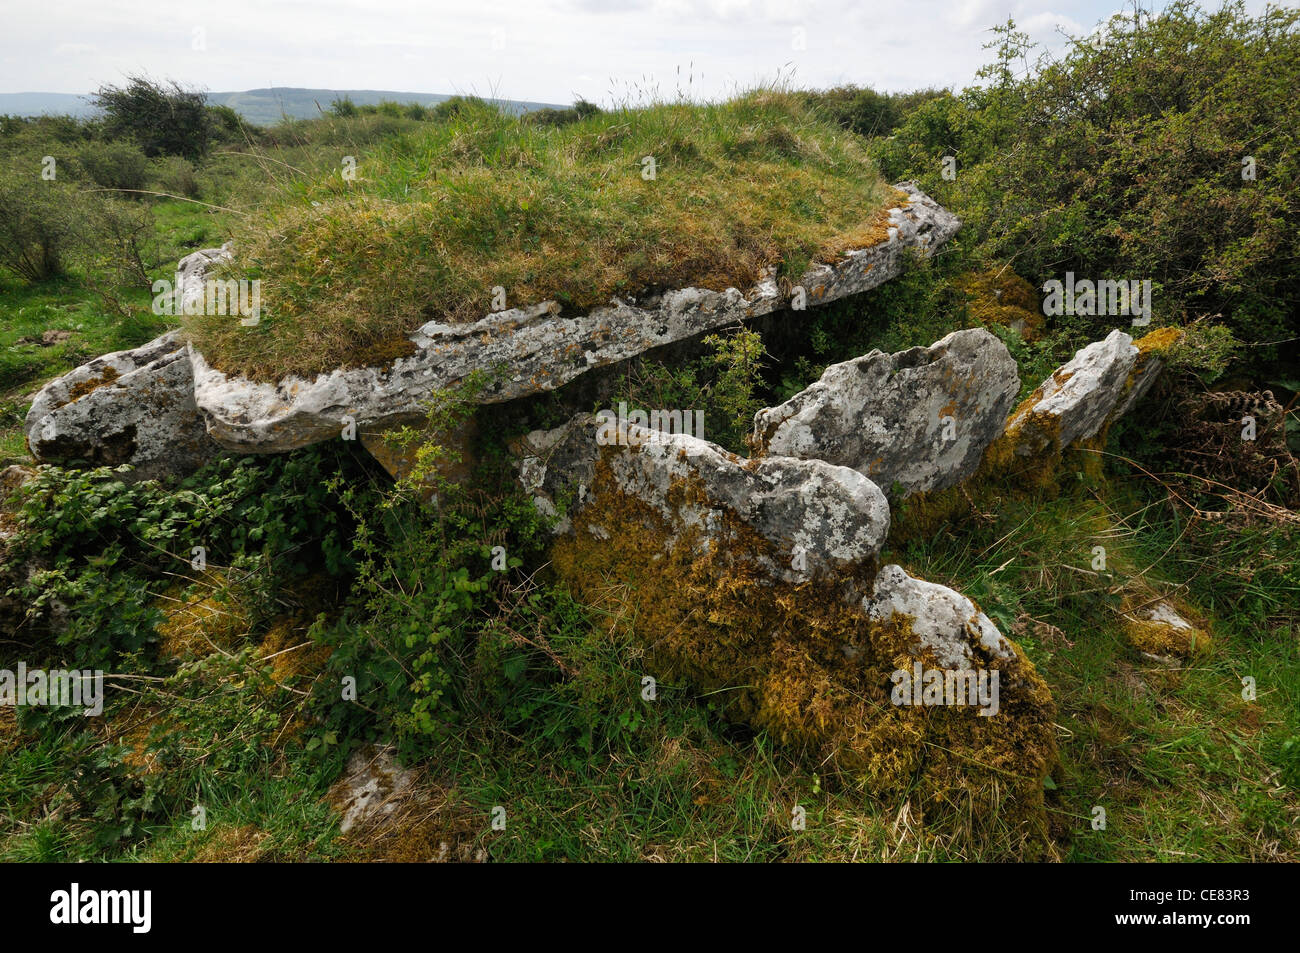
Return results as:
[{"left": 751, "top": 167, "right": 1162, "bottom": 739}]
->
[{"left": 0, "top": 0, "right": 1273, "bottom": 104}]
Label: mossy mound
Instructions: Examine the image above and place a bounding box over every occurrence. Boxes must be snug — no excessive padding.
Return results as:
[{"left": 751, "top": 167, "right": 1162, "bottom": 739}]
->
[
  {"left": 189, "top": 825, "right": 274, "bottom": 863},
  {"left": 552, "top": 455, "right": 1057, "bottom": 837},
  {"left": 1121, "top": 593, "right": 1212, "bottom": 660}
]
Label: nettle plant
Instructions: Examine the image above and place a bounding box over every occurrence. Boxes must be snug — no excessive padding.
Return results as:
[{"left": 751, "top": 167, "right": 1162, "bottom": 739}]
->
[
  {"left": 309, "top": 374, "right": 554, "bottom": 758},
  {"left": 3, "top": 446, "right": 368, "bottom": 670}
]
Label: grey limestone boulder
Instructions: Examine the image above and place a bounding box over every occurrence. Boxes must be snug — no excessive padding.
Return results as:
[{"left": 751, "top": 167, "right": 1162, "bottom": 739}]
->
[
  {"left": 515, "top": 413, "right": 891, "bottom": 586},
  {"left": 24, "top": 331, "right": 221, "bottom": 481},
  {"left": 1005, "top": 328, "right": 1138, "bottom": 455},
  {"left": 753, "top": 328, "right": 1019, "bottom": 497},
  {"left": 865, "top": 564, "right": 1014, "bottom": 669}
]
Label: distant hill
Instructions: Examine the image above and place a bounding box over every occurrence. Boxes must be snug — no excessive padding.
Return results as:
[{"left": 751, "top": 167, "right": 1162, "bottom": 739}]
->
[
  {"left": 0, "top": 88, "right": 565, "bottom": 126},
  {"left": 0, "top": 92, "right": 92, "bottom": 117}
]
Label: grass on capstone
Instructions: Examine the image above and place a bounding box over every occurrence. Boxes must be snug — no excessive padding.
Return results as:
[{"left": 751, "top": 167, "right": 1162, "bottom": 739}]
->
[{"left": 184, "top": 89, "right": 897, "bottom": 383}]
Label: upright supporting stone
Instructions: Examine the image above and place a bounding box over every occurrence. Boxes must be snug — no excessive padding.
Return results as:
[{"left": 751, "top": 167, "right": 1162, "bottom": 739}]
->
[
  {"left": 753, "top": 328, "right": 1019, "bottom": 498},
  {"left": 517, "top": 412, "right": 1057, "bottom": 835}
]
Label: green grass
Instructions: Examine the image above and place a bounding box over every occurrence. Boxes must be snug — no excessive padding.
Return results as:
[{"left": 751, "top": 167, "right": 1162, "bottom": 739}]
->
[
  {"left": 6, "top": 442, "right": 1292, "bottom": 863},
  {"left": 185, "top": 91, "right": 897, "bottom": 383},
  {"left": 889, "top": 479, "right": 1300, "bottom": 861}
]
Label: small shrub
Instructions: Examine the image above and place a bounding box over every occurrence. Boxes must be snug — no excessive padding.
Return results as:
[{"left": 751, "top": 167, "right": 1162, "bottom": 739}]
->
[
  {"left": 80, "top": 195, "right": 158, "bottom": 288},
  {"left": 525, "top": 99, "right": 602, "bottom": 128},
  {"left": 0, "top": 176, "right": 79, "bottom": 281},
  {"left": 93, "top": 76, "right": 210, "bottom": 160},
  {"left": 75, "top": 141, "right": 150, "bottom": 193},
  {"left": 150, "top": 155, "right": 200, "bottom": 198}
]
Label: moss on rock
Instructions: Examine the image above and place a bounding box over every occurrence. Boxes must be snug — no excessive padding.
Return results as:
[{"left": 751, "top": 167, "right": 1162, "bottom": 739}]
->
[
  {"left": 552, "top": 453, "right": 1057, "bottom": 838},
  {"left": 958, "top": 268, "right": 1045, "bottom": 342},
  {"left": 1120, "top": 592, "right": 1212, "bottom": 660}
]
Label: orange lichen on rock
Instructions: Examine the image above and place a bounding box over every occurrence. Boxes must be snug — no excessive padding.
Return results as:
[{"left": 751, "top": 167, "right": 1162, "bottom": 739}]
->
[{"left": 63, "top": 366, "right": 120, "bottom": 404}]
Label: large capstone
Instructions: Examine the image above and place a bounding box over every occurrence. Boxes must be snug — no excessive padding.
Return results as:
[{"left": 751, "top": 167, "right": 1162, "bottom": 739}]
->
[{"left": 185, "top": 183, "right": 960, "bottom": 453}]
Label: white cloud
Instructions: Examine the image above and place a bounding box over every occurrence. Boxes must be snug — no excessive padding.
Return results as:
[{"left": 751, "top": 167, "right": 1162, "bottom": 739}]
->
[
  {"left": 1020, "top": 11, "right": 1086, "bottom": 38},
  {"left": 0, "top": 0, "right": 1195, "bottom": 104}
]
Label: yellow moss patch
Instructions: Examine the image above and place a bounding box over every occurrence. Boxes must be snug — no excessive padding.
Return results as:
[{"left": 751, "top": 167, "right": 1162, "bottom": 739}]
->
[
  {"left": 1105, "top": 326, "right": 1184, "bottom": 422},
  {"left": 113, "top": 711, "right": 166, "bottom": 776},
  {"left": 349, "top": 333, "right": 419, "bottom": 372},
  {"left": 1134, "top": 325, "right": 1185, "bottom": 355},
  {"left": 1120, "top": 591, "right": 1212, "bottom": 660},
  {"left": 1071, "top": 428, "right": 1110, "bottom": 483},
  {"left": 957, "top": 268, "right": 1044, "bottom": 342},
  {"left": 818, "top": 189, "right": 910, "bottom": 261},
  {"left": 889, "top": 412, "right": 1066, "bottom": 546},
  {"left": 257, "top": 616, "right": 332, "bottom": 687},
  {"left": 551, "top": 454, "right": 1057, "bottom": 837},
  {"left": 190, "top": 824, "right": 273, "bottom": 863},
  {"left": 154, "top": 572, "right": 251, "bottom": 659}
]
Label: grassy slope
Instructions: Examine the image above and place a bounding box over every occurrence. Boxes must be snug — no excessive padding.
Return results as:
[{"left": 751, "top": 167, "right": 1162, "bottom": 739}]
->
[{"left": 185, "top": 93, "right": 896, "bottom": 382}]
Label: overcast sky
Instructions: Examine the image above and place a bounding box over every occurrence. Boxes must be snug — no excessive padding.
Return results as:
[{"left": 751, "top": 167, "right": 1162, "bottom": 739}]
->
[{"left": 1, "top": 0, "right": 1271, "bottom": 104}]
